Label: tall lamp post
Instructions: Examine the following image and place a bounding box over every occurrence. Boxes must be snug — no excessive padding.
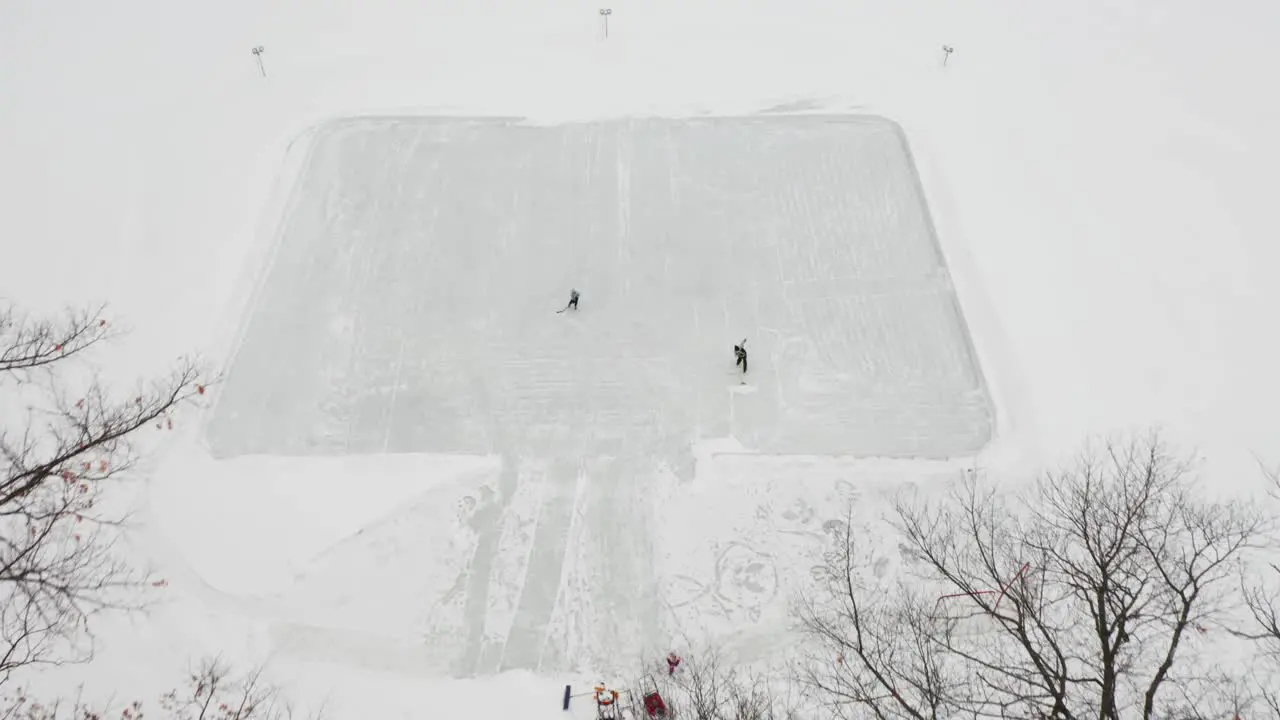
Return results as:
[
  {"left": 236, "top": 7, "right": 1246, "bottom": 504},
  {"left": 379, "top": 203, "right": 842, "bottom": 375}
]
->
[{"left": 252, "top": 46, "right": 266, "bottom": 77}]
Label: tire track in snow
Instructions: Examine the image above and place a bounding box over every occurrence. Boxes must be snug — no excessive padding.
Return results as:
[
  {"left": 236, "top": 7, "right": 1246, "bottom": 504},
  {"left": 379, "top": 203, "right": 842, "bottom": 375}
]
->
[
  {"left": 456, "top": 453, "right": 517, "bottom": 675},
  {"left": 496, "top": 458, "right": 579, "bottom": 671}
]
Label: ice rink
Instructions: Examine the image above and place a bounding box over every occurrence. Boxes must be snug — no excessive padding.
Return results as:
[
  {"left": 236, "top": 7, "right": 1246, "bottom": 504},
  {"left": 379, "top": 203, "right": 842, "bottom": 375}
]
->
[
  {"left": 209, "top": 115, "right": 992, "bottom": 462},
  {"left": 206, "top": 115, "right": 993, "bottom": 675}
]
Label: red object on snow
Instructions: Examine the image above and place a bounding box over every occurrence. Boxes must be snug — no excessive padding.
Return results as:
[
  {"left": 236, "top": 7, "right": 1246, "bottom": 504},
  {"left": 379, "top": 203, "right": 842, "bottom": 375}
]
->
[
  {"left": 666, "top": 652, "right": 682, "bottom": 675},
  {"left": 643, "top": 691, "right": 667, "bottom": 717}
]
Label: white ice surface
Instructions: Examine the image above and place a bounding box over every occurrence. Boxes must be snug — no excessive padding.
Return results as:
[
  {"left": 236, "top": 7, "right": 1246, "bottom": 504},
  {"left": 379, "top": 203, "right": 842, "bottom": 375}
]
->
[
  {"left": 2, "top": 0, "right": 1280, "bottom": 717},
  {"left": 208, "top": 115, "right": 991, "bottom": 461}
]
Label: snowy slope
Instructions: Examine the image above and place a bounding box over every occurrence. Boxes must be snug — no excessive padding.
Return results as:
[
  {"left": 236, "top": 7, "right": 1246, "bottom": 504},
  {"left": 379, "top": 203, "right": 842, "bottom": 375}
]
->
[{"left": 2, "top": 0, "right": 1279, "bottom": 717}]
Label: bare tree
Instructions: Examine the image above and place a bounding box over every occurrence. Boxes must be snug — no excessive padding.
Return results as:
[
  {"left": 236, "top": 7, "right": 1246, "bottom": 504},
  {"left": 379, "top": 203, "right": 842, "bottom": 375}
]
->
[
  {"left": 799, "top": 432, "right": 1266, "bottom": 719},
  {"left": 620, "top": 649, "right": 800, "bottom": 720},
  {"left": 0, "top": 657, "right": 324, "bottom": 720},
  {"left": 796, "top": 511, "right": 962, "bottom": 720},
  {"left": 0, "top": 303, "right": 208, "bottom": 684},
  {"left": 156, "top": 657, "right": 325, "bottom": 720},
  {"left": 1235, "top": 459, "right": 1280, "bottom": 716}
]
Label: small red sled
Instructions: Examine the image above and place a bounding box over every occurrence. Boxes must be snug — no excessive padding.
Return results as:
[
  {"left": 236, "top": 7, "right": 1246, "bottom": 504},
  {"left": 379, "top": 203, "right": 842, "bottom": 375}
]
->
[{"left": 640, "top": 676, "right": 668, "bottom": 718}]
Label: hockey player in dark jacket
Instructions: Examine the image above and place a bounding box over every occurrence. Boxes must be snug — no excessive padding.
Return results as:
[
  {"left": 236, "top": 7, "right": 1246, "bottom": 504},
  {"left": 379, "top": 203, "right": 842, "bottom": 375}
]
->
[{"left": 557, "top": 289, "right": 580, "bottom": 313}]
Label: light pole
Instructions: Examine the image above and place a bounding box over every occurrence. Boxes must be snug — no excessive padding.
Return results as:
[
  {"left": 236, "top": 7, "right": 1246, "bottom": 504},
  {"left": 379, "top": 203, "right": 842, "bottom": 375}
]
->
[
  {"left": 252, "top": 46, "right": 266, "bottom": 77},
  {"left": 599, "top": 8, "right": 612, "bottom": 39},
  {"left": 941, "top": 45, "right": 954, "bottom": 67}
]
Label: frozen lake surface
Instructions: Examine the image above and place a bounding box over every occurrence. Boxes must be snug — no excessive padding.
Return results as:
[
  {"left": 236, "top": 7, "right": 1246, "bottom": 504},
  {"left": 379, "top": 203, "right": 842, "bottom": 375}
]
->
[{"left": 209, "top": 115, "right": 992, "bottom": 462}]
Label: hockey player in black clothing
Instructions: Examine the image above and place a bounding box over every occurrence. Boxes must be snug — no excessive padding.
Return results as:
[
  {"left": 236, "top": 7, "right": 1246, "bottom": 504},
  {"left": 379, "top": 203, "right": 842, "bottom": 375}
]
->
[
  {"left": 734, "top": 338, "right": 748, "bottom": 375},
  {"left": 557, "top": 289, "right": 580, "bottom": 313}
]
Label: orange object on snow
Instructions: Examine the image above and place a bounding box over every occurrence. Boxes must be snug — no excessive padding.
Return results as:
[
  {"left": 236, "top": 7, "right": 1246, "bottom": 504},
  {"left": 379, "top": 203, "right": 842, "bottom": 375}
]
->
[{"left": 594, "top": 685, "right": 618, "bottom": 705}]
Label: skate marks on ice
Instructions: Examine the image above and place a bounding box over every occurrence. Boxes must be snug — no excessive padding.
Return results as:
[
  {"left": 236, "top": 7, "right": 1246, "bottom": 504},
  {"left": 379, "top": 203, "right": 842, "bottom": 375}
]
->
[
  {"left": 207, "top": 115, "right": 993, "bottom": 462},
  {"left": 267, "top": 454, "right": 658, "bottom": 677}
]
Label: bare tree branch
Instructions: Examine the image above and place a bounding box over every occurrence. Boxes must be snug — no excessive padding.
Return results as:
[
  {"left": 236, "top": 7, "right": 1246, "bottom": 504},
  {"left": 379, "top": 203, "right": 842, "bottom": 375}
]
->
[
  {"left": 1233, "top": 456, "right": 1280, "bottom": 714},
  {"left": 0, "top": 305, "right": 114, "bottom": 375},
  {"left": 0, "top": 657, "right": 323, "bottom": 719},
  {"left": 800, "top": 432, "right": 1265, "bottom": 720},
  {"left": 0, "top": 301, "right": 211, "bottom": 686},
  {"left": 622, "top": 648, "right": 800, "bottom": 720}
]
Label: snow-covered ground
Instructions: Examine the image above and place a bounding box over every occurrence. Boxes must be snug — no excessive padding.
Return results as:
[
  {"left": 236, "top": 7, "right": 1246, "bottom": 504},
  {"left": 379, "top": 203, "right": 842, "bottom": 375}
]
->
[{"left": 3, "top": 0, "right": 1279, "bottom": 718}]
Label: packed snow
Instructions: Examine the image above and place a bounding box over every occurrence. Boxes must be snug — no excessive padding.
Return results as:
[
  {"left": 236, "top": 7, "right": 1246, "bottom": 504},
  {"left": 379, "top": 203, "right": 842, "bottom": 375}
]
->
[{"left": 2, "top": 0, "right": 1279, "bottom": 718}]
